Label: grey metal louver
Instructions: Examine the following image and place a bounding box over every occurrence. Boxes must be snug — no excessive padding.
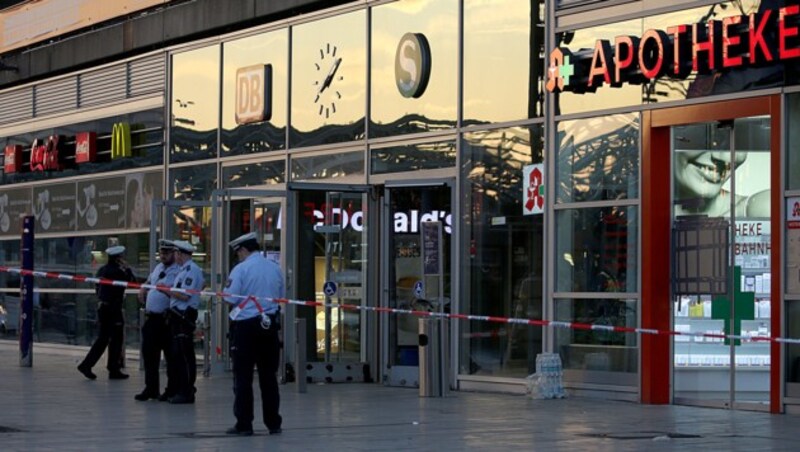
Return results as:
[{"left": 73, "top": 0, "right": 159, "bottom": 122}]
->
[
  {"left": 0, "top": 87, "right": 33, "bottom": 126},
  {"left": 79, "top": 64, "right": 127, "bottom": 108},
  {"left": 129, "top": 54, "right": 166, "bottom": 97},
  {"left": 36, "top": 77, "right": 78, "bottom": 116}
]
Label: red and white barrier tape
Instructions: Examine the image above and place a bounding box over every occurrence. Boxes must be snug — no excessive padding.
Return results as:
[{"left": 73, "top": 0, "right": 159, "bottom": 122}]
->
[{"left": 3, "top": 265, "right": 800, "bottom": 345}]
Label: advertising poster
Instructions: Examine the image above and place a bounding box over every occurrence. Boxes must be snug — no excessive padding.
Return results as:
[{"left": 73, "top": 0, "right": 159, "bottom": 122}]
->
[
  {"left": 77, "top": 178, "right": 125, "bottom": 231},
  {"left": 125, "top": 171, "right": 162, "bottom": 229},
  {"left": 0, "top": 187, "right": 32, "bottom": 236},
  {"left": 33, "top": 183, "right": 75, "bottom": 233},
  {"left": 787, "top": 197, "right": 800, "bottom": 294}
]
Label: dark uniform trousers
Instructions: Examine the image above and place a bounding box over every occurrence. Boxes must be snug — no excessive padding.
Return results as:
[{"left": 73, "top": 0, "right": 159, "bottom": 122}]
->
[
  {"left": 141, "top": 312, "right": 172, "bottom": 394},
  {"left": 168, "top": 308, "right": 198, "bottom": 398},
  {"left": 81, "top": 303, "right": 124, "bottom": 371},
  {"left": 231, "top": 316, "right": 282, "bottom": 431}
]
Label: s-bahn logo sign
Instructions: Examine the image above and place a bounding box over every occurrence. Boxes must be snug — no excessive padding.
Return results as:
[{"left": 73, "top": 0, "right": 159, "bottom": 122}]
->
[
  {"left": 395, "top": 32, "right": 432, "bottom": 98},
  {"left": 546, "top": 6, "right": 800, "bottom": 93}
]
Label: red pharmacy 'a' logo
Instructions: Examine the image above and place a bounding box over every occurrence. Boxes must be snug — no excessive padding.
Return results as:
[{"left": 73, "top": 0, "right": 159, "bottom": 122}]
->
[{"left": 526, "top": 167, "right": 544, "bottom": 212}]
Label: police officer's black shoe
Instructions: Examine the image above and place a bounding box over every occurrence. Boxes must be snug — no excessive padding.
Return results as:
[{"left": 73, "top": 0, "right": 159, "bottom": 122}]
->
[
  {"left": 168, "top": 394, "right": 195, "bottom": 404},
  {"left": 77, "top": 364, "right": 96, "bottom": 380},
  {"left": 268, "top": 427, "right": 282, "bottom": 435},
  {"left": 158, "top": 392, "right": 172, "bottom": 402},
  {"left": 226, "top": 425, "right": 253, "bottom": 436},
  {"left": 134, "top": 390, "right": 160, "bottom": 401},
  {"left": 108, "top": 371, "right": 129, "bottom": 380}
]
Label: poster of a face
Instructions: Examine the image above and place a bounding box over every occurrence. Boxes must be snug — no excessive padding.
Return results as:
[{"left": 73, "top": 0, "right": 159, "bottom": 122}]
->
[
  {"left": 77, "top": 178, "right": 125, "bottom": 231},
  {"left": 32, "top": 183, "right": 75, "bottom": 232},
  {"left": 673, "top": 123, "right": 771, "bottom": 219},
  {"left": 125, "top": 172, "right": 162, "bottom": 229}
]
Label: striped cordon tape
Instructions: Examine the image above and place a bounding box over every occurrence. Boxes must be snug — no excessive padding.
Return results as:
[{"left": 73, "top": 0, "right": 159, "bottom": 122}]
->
[{"left": 3, "top": 265, "right": 799, "bottom": 345}]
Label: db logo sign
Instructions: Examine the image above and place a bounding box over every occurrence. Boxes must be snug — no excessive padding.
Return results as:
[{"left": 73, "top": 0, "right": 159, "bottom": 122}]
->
[
  {"left": 395, "top": 33, "right": 431, "bottom": 99},
  {"left": 523, "top": 164, "right": 544, "bottom": 215},
  {"left": 235, "top": 64, "right": 272, "bottom": 125}
]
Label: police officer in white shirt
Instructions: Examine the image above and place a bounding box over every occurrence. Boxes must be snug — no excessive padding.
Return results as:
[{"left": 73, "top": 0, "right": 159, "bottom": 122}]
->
[
  {"left": 135, "top": 239, "right": 181, "bottom": 401},
  {"left": 164, "top": 240, "right": 204, "bottom": 404},
  {"left": 223, "top": 232, "right": 284, "bottom": 436}
]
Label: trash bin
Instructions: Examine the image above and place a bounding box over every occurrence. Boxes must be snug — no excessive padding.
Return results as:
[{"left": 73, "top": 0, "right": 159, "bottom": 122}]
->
[{"left": 418, "top": 317, "right": 448, "bottom": 397}]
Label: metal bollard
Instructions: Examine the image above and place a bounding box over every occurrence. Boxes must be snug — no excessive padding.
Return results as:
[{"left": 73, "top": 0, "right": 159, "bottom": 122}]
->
[
  {"left": 418, "top": 318, "right": 448, "bottom": 397},
  {"left": 295, "top": 319, "right": 307, "bottom": 393}
]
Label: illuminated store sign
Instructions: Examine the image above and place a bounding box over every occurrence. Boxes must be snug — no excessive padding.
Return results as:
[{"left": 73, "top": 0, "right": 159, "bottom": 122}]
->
[
  {"left": 75, "top": 132, "right": 97, "bottom": 164},
  {"left": 4, "top": 145, "right": 22, "bottom": 174},
  {"left": 395, "top": 32, "right": 432, "bottom": 99},
  {"left": 110, "top": 122, "right": 132, "bottom": 159},
  {"left": 30, "top": 135, "right": 67, "bottom": 172},
  {"left": 546, "top": 6, "right": 800, "bottom": 93},
  {"left": 235, "top": 64, "right": 273, "bottom": 124}
]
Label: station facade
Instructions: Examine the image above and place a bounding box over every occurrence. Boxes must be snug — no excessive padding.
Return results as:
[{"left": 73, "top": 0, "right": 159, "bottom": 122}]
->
[{"left": 0, "top": 0, "right": 799, "bottom": 413}]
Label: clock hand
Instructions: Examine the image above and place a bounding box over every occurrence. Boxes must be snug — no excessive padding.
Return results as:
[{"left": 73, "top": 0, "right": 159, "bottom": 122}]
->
[{"left": 318, "top": 57, "right": 342, "bottom": 95}]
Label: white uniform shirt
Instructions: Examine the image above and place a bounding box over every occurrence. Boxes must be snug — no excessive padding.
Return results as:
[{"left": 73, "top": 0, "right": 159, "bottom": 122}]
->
[
  {"left": 170, "top": 259, "right": 204, "bottom": 310},
  {"left": 145, "top": 262, "right": 181, "bottom": 313},
  {"left": 223, "top": 252, "right": 284, "bottom": 319}
]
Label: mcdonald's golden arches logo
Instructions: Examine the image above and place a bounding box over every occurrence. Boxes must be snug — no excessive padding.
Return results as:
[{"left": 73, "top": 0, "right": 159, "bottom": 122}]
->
[{"left": 111, "top": 122, "right": 132, "bottom": 159}]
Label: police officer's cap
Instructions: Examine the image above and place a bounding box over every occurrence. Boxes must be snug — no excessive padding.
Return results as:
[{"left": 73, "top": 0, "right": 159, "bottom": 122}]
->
[
  {"left": 106, "top": 245, "right": 126, "bottom": 256},
  {"left": 158, "top": 239, "right": 177, "bottom": 250},
  {"left": 229, "top": 232, "right": 258, "bottom": 251},
  {"left": 173, "top": 240, "right": 195, "bottom": 254}
]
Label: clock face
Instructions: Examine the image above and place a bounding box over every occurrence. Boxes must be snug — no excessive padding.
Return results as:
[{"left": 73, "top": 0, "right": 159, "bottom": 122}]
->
[{"left": 313, "top": 43, "right": 344, "bottom": 119}]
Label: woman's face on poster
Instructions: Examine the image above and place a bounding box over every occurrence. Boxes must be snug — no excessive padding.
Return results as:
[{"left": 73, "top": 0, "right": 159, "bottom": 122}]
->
[{"left": 674, "top": 150, "right": 747, "bottom": 199}]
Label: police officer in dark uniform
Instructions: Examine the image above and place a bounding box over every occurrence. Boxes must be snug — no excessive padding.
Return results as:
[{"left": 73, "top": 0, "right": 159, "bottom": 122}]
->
[
  {"left": 223, "top": 232, "right": 284, "bottom": 436},
  {"left": 78, "top": 245, "right": 136, "bottom": 380},
  {"left": 135, "top": 239, "right": 181, "bottom": 401},
  {"left": 164, "top": 240, "right": 204, "bottom": 404}
]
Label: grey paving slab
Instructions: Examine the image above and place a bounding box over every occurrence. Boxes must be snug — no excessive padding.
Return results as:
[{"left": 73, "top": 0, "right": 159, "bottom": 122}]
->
[{"left": 0, "top": 340, "right": 798, "bottom": 451}]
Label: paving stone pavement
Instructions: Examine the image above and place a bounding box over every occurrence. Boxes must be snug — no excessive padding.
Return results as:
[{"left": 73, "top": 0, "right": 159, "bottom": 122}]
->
[{"left": 0, "top": 340, "right": 798, "bottom": 451}]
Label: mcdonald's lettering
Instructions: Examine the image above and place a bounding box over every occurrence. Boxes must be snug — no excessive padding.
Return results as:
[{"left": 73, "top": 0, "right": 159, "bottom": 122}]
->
[{"left": 111, "top": 123, "right": 132, "bottom": 159}]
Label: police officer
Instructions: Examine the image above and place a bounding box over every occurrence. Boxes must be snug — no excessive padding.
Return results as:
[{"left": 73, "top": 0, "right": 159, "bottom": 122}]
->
[
  {"left": 164, "top": 240, "right": 204, "bottom": 404},
  {"left": 78, "top": 245, "right": 136, "bottom": 380},
  {"left": 223, "top": 232, "right": 284, "bottom": 436},
  {"left": 135, "top": 239, "right": 181, "bottom": 401}
]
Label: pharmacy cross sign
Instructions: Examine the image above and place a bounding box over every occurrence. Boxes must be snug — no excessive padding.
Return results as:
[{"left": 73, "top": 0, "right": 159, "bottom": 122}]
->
[{"left": 711, "top": 266, "right": 755, "bottom": 346}]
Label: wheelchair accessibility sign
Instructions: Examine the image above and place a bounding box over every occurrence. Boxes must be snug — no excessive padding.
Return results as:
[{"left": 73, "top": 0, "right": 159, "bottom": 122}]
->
[
  {"left": 323, "top": 281, "right": 337, "bottom": 297},
  {"left": 414, "top": 280, "right": 423, "bottom": 298}
]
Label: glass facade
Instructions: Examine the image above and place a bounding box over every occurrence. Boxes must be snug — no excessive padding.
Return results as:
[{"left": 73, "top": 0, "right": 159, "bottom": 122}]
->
[{"left": 460, "top": 125, "right": 543, "bottom": 378}]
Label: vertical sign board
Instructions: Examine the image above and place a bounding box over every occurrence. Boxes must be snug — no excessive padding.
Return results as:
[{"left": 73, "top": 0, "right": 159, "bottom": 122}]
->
[
  {"left": 787, "top": 197, "right": 800, "bottom": 293},
  {"left": 522, "top": 163, "right": 545, "bottom": 215},
  {"left": 421, "top": 221, "right": 443, "bottom": 309},
  {"left": 20, "top": 215, "right": 34, "bottom": 367}
]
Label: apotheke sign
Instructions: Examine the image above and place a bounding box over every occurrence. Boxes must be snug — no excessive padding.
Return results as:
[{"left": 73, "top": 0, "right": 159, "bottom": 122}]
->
[{"left": 546, "top": 6, "right": 800, "bottom": 93}]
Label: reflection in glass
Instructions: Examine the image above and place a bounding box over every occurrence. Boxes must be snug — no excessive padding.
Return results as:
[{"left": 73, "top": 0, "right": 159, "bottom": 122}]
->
[
  {"left": 370, "top": 141, "right": 455, "bottom": 175},
  {"left": 291, "top": 151, "right": 364, "bottom": 182},
  {"left": 557, "top": 114, "right": 638, "bottom": 203},
  {"left": 291, "top": 11, "right": 366, "bottom": 148},
  {"left": 222, "top": 30, "right": 288, "bottom": 155},
  {"left": 370, "top": 0, "right": 457, "bottom": 137},
  {"left": 170, "top": 45, "right": 220, "bottom": 163},
  {"left": 460, "top": 126, "right": 543, "bottom": 377},
  {"left": 789, "top": 94, "right": 800, "bottom": 191},
  {"left": 222, "top": 160, "right": 285, "bottom": 188},
  {"left": 555, "top": 206, "right": 638, "bottom": 293},
  {"left": 171, "top": 163, "right": 217, "bottom": 201},
  {"left": 553, "top": 298, "right": 638, "bottom": 374},
  {"left": 464, "top": 0, "right": 543, "bottom": 123},
  {"left": 787, "top": 302, "right": 800, "bottom": 383}
]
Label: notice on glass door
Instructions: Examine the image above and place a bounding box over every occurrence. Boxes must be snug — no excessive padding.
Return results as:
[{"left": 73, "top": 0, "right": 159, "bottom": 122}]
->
[
  {"left": 787, "top": 197, "right": 800, "bottom": 294},
  {"left": 421, "top": 221, "right": 441, "bottom": 276}
]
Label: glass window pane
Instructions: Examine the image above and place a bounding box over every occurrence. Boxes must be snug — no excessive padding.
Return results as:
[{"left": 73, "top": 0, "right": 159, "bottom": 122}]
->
[
  {"left": 222, "top": 160, "right": 285, "bottom": 188},
  {"left": 170, "top": 45, "right": 220, "bottom": 163},
  {"left": 370, "top": 0, "right": 457, "bottom": 137},
  {"left": 788, "top": 93, "right": 800, "bottom": 191},
  {"left": 555, "top": 206, "right": 638, "bottom": 293},
  {"left": 464, "top": 0, "right": 543, "bottom": 123},
  {"left": 291, "top": 11, "right": 366, "bottom": 148},
  {"left": 556, "top": 114, "right": 639, "bottom": 203},
  {"left": 291, "top": 151, "right": 364, "bottom": 182},
  {"left": 171, "top": 163, "right": 217, "bottom": 201},
  {"left": 222, "top": 30, "right": 288, "bottom": 155},
  {"left": 554, "top": 298, "right": 638, "bottom": 374},
  {"left": 460, "top": 126, "right": 544, "bottom": 378},
  {"left": 370, "top": 141, "right": 455, "bottom": 175}
]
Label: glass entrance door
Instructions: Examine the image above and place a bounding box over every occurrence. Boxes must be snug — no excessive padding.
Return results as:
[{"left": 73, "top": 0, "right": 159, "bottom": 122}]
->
[
  {"left": 382, "top": 183, "right": 452, "bottom": 387},
  {"left": 671, "top": 116, "right": 772, "bottom": 409},
  {"left": 290, "top": 185, "right": 374, "bottom": 382},
  {"left": 209, "top": 189, "right": 285, "bottom": 375}
]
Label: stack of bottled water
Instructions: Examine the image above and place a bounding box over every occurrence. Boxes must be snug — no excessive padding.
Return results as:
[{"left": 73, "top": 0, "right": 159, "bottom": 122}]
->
[{"left": 525, "top": 353, "right": 566, "bottom": 399}]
